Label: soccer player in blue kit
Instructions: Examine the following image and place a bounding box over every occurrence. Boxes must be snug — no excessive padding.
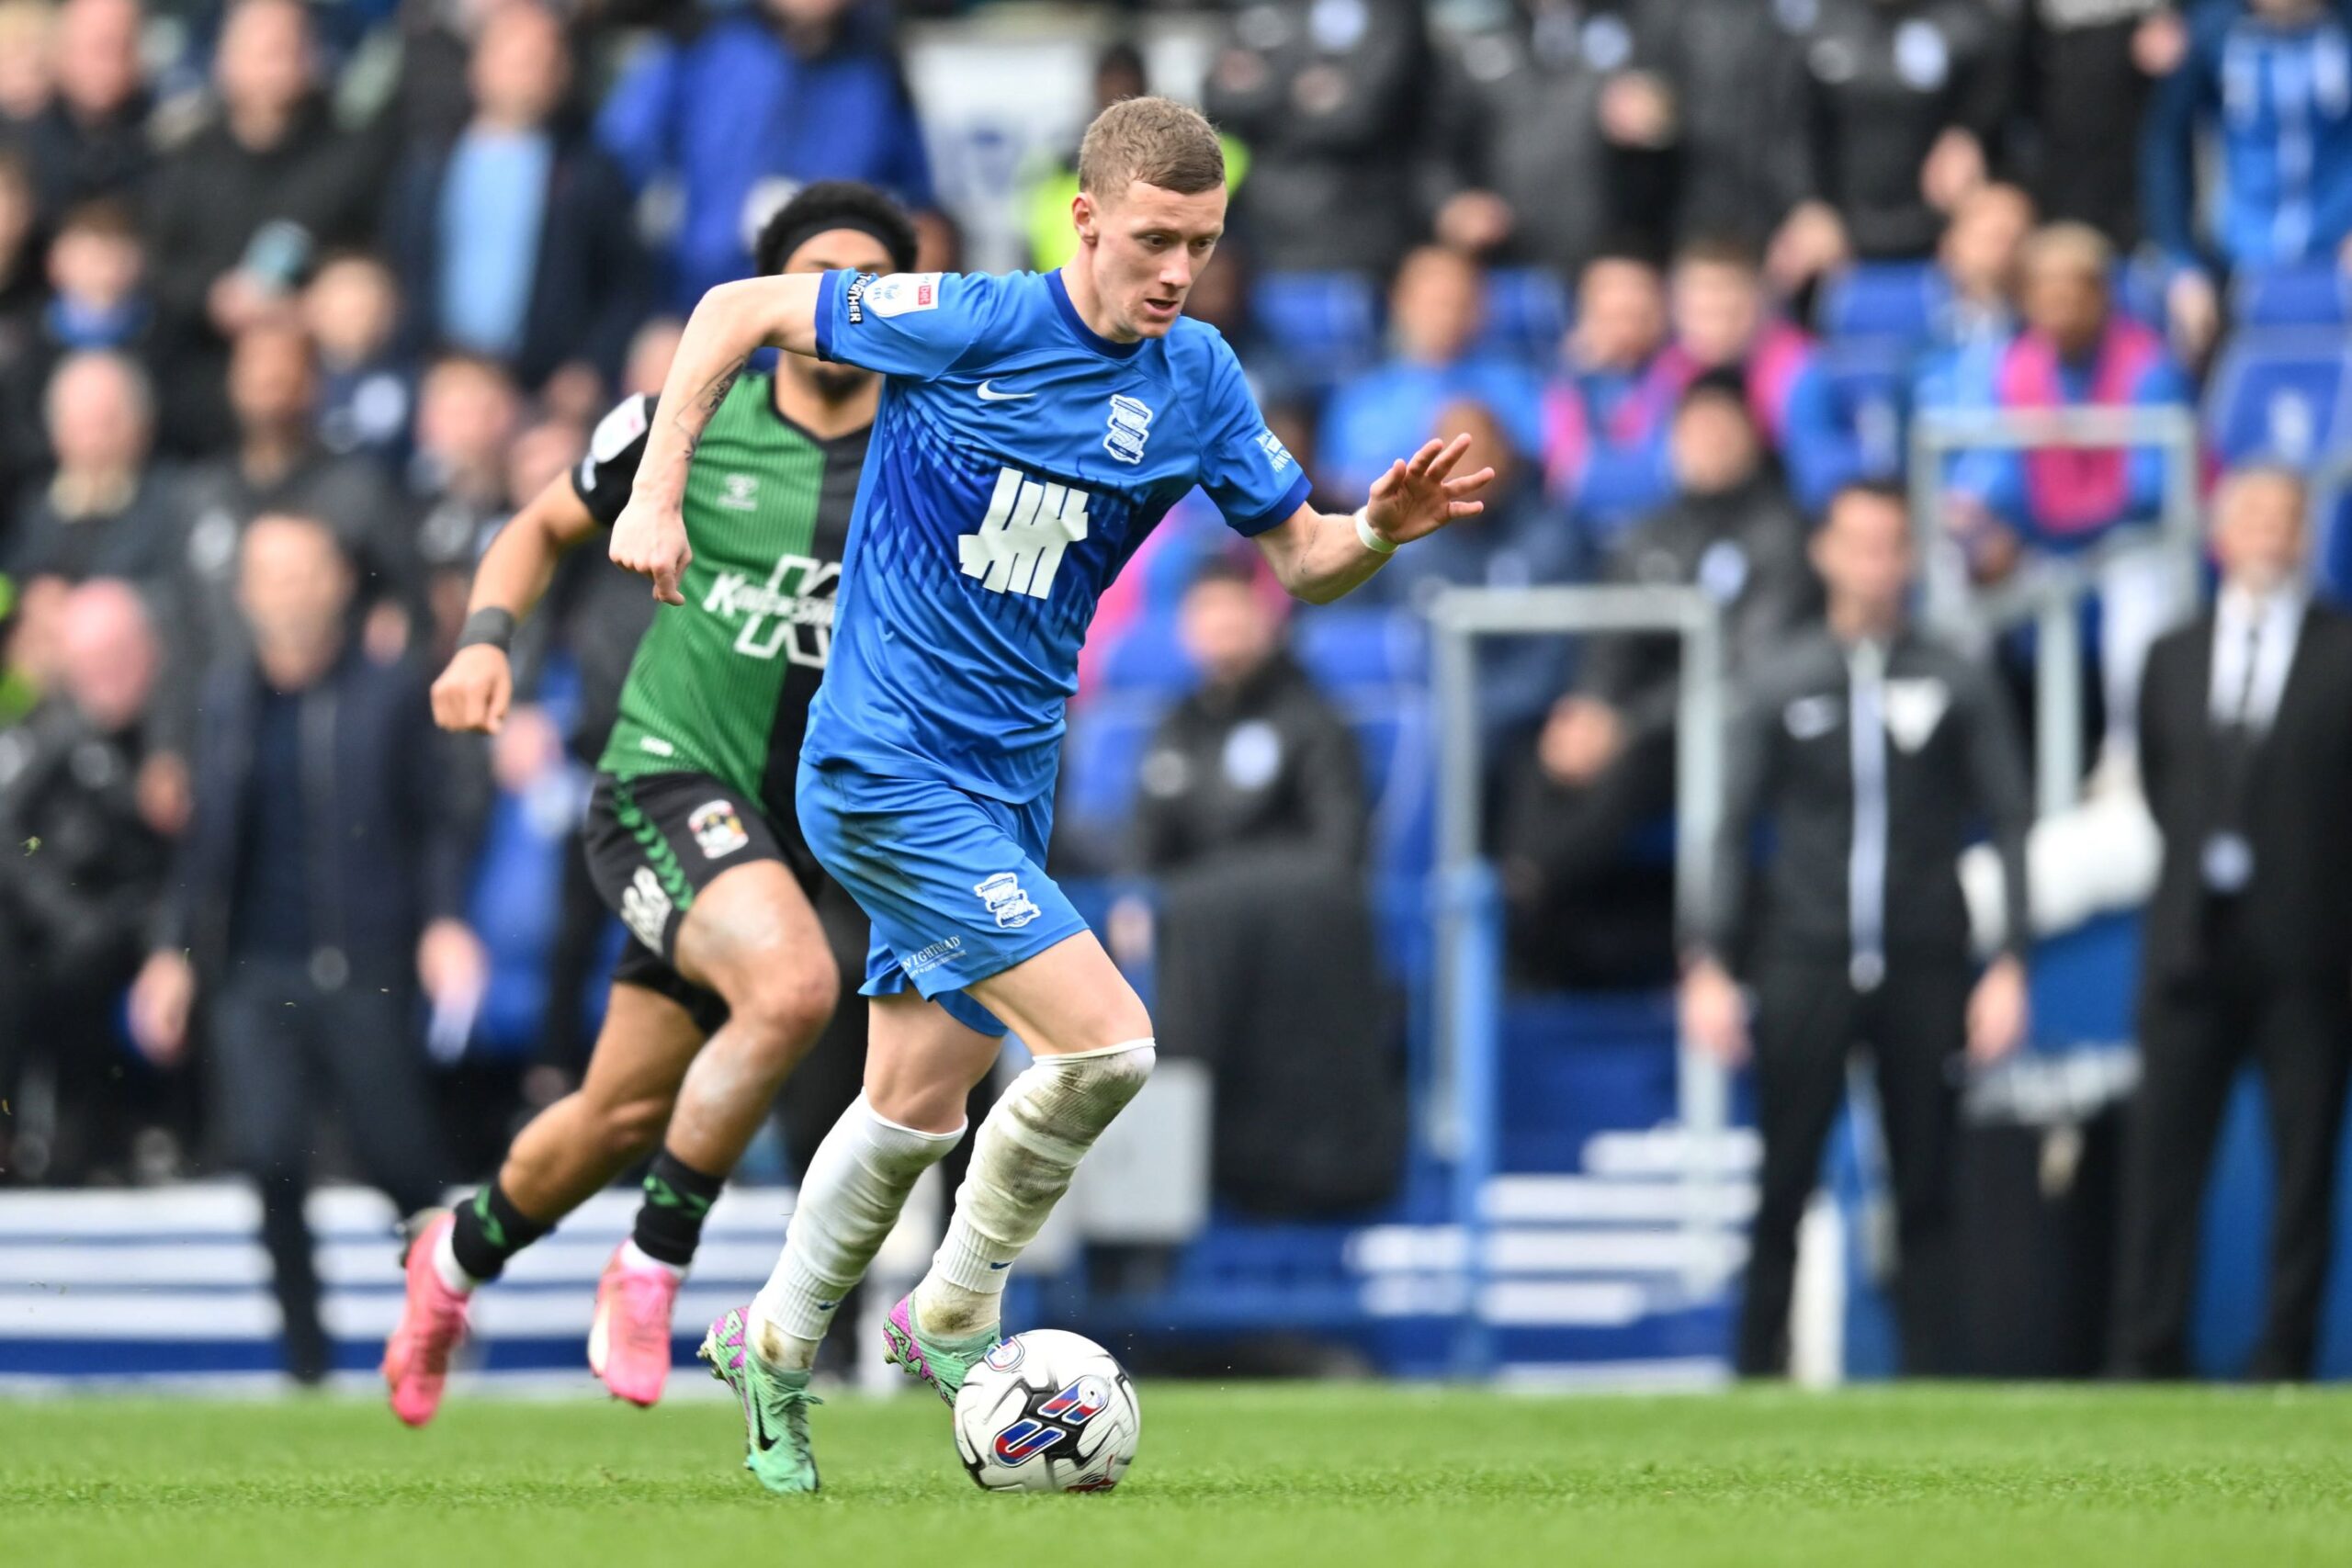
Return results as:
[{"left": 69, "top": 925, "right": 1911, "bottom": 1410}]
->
[{"left": 609, "top": 96, "right": 1492, "bottom": 1493}]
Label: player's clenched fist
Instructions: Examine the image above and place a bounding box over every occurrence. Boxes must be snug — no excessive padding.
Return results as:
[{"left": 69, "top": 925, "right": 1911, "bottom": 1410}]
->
[
  {"left": 611, "top": 494, "right": 693, "bottom": 605},
  {"left": 433, "top": 643, "right": 514, "bottom": 734}
]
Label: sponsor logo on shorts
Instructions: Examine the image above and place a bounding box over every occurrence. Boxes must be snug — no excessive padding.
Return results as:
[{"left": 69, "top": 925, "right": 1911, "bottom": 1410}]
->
[
  {"left": 620, "top": 865, "right": 673, "bottom": 950},
  {"left": 901, "top": 935, "right": 965, "bottom": 977},
  {"left": 974, "top": 872, "right": 1042, "bottom": 930},
  {"left": 689, "top": 799, "right": 750, "bottom": 860}
]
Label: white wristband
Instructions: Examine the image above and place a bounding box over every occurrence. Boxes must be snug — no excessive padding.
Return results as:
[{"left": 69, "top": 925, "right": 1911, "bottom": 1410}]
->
[{"left": 1353, "top": 508, "right": 1396, "bottom": 556}]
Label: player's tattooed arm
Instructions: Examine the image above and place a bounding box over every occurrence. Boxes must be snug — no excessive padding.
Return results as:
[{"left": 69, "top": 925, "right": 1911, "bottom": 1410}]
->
[{"left": 677, "top": 353, "right": 749, "bottom": 459}]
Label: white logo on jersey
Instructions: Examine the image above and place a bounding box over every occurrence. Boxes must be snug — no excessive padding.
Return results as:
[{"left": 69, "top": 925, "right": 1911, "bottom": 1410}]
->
[
  {"left": 1103, "top": 395, "right": 1155, "bottom": 465},
  {"left": 976, "top": 380, "right": 1035, "bottom": 402},
  {"left": 702, "top": 553, "right": 839, "bottom": 665},
  {"left": 1257, "top": 427, "right": 1295, "bottom": 473},
  {"left": 973, "top": 872, "right": 1042, "bottom": 930},
  {"left": 620, "top": 866, "right": 673, "bottom": 951},
  {"left": 960, "top": 468, "right": 1090, "bottom": 600},
  {"left": 717, "top": 473, "right": 761, "bottom": 512}
]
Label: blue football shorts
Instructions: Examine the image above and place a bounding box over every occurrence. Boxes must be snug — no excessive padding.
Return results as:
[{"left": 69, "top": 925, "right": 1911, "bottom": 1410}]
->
[{"left": 795, "top": 756, "right": 1089, "bottom": 1037}]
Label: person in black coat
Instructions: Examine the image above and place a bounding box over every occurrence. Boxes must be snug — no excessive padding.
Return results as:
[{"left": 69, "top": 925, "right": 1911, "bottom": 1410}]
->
[
  {"left": 0, "top": 578, "right": 174, "bottom": 1182},
  {"left": 380, "top": 2, "right": 649, "bottom": 400},
  {"left": 1125, "top": 555, "right": 1401, "bottom": 1214},
  {"left": 143, "top": 0, "right": 381, "bottom": 455},
  {"left": 2113, "top": 464, "right": 2352, "bottom": 1382},
  {"left": 1681, "top": 479, "right": 2033, "bottom": 1376},
  {"left": 128, "top": 513, "right": 484, "bottom": 1382}
]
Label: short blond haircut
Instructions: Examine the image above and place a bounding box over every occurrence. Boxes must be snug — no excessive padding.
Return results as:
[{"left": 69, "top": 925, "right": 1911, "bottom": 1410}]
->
[
  {"left": 1077, "top": 96, "right": 1225, "bottom": 198},
  {"left": 2019, "top": 220, "right": 2114, "bottom": 284}
]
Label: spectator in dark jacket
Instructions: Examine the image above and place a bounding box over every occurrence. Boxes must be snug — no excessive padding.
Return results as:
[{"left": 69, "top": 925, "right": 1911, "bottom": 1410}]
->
[
  {"left": 383, "top": 1, "right": 648, "bottom": 400},
  {"left": 2015, "top": 0, "right": 2172, "bottom": 248},
  {"left": 20, "top": 0, "right": 151, "bottom": 225},
  {"left": 596, "top": 0, "right": 933, "bottom": 310},
  {"left": 1429, "top": 0, "right": 1669, "bottom": 274},
  {"left": 129, "top": 513, "right": 481, "bottom": 1382},
  {"left": 0, "top": 576, "right": 174, "bottom": 1182},
  {"left": 164, "top": 319, "right": 415, "bottom": 740},
  {"left": 1770, "top": 0, "right": 2016, "bottom": 288},
  {"left": 1203, "top": 0, "right": 1430, "bottom": 276},
  {"left": 303, "top": 252, "right": 413, "bottom": 469},
  {"left": 1130, "top": 555, "right": 1400, "bottom": 1213},
  {"left": 144, "top": 0, "right": 380, "bottom": 454},
  {"left": 1498, "top": 371, "right": 1821, "bottom": 986},
  {"left": 1647, "top": 0, "right": 1815, "bottom": 250},
  {"left": 6, "top": 350, "right": 174, "bottom": 585}
]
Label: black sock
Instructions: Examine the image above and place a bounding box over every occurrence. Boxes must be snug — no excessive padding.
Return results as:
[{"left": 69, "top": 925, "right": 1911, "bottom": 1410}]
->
[
  {"left": 448, "top": 1179, "right": 550, "bottom": 1282},
  {"left": 632, "top": 1147, "right": 724, "bottom": 1269}
]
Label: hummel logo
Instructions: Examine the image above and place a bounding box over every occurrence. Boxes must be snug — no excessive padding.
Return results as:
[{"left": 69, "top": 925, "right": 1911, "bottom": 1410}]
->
[{"left": 975, "top": 380, "right": 1034, "bottom": 402}]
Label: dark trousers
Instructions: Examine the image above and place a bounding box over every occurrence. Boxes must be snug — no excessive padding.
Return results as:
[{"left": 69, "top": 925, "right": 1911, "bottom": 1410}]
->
[
  {"left": 206, "top": 961, "right": 447, "bottom": 1379},
  {"left": 1737, "top": 955, "right": 1970, "bottom": 1377},
  {"left": 2113, "top": 900, "right": 2352, "bottom": 1381}
]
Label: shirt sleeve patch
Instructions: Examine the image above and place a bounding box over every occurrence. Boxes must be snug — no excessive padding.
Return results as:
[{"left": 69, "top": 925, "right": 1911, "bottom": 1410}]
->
[
  {"left": 864, "top": 272, "right": 943, "bottom": 319},
  {"left": 587, "top": 395, "right": 650, "bottom": 469}
]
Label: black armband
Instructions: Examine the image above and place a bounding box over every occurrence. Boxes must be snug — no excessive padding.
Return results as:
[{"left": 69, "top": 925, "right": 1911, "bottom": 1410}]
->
[{"left": 455, "top": 607, "right": 517, "bottom": 654}]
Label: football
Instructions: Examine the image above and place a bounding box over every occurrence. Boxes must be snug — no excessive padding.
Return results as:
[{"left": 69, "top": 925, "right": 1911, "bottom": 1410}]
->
[{"left": 951, "top": 1330, "right": 1141, "bottom": 1494}]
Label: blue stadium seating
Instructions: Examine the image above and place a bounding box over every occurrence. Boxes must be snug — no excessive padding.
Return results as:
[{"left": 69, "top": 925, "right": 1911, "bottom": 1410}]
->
[
  {"left": 2233, "top": 262, "right": 2352, "bottom": 330},
  {"left": 1292, "top": 604, "right": 1429, "bottom": 689},
  {"left": 1091, "top": 610, "right": 1197, "bottom": 695},
  {"left": 1816, "top": 340, "right": 1914, "bottom": 480},
  {"left": 2202, "top": 330, "right": 2352, "bottom": 467},
  {"left": 1251, "top": 271, "right": 1382, "bottom": 391},
  {"left": 1817, "top": 261, "right": 1946, "bottom": 344},
  {"left": 1476, "top": 265, "right": 1571, "bottom": 366}
]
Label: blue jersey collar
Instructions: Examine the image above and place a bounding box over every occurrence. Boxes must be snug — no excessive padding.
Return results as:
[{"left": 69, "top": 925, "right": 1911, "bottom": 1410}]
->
[{"left": 1047, "top": 270, "right": 1145, "bottom": 360}]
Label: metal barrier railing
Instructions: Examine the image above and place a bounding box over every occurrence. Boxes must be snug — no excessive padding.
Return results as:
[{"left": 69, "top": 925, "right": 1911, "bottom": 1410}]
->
[
  {"left": 1424, "top": 585, "right": 1729, "bottom": 1373},
  {"left": 1906, "top": 405, "right": 2205, "bottom": 814}
]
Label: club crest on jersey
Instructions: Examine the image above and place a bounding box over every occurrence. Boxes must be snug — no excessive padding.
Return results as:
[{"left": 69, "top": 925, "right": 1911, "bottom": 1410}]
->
[
  {"left": 974, "top": 872, "right": 1041, "bottom": 930},
  {"left": 688, "top": 800, "right": 750, "bottom": 860},
  {"left": 717, "top": 473, "right": 760, "bottom": 512},
  {"left": 1103, "top": 395, "right": 1155, "bottom": 465}
]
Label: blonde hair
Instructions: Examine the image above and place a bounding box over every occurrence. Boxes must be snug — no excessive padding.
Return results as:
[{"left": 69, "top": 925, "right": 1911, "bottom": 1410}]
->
[{"left": 1077, "top": 96, "right": 1225, "bottom": 198}]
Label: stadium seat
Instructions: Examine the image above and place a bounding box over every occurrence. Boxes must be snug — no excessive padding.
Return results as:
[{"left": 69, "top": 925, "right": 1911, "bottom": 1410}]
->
[
  {"left": 1476, "top": 266, "right": 1571, "bottom": 366},
  {"left": 1816, "top": 261, "right": 1946, "bottom": 344},
  {"left": 2233, "top": 263, "right": 2352, "bottom": 330},
  {"left": 1292, "top": 605, "right": 1428, "bottom": 690},
  {"left": 1058, "top": 691, "right": 1171, "bottom": 840},
  {"left": 1815, "top": 340, "right": 1913, "bottom": 480},
  {"left": 2201, "top": 331, "right": 2352, "bottom": 467},
  {"left": 1250, "top": 271, "right": 1382, "bottom": 391},
  {"left": 1091, "top": 610, "right": 1199, "bottom": 696}
]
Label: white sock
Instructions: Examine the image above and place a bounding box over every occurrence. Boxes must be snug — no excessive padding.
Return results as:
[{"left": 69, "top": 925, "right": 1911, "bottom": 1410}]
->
[
  {"left": 618, "top": 1238, "right": 684, "bottom": 1280},
  {"left": 431, "top": 1225, "right": 480, "bottom": 1296},
  {"left": 917, "top": 1038, "right": 1155, "bottom": 1338},
  {"left": 750, "top": 1094, "right": 963, "bottom": 1369}
]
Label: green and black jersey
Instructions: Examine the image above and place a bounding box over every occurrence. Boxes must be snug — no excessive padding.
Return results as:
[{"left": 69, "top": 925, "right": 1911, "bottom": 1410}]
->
[{"left": 572, "top": 374, "right": 867, "bottom": 817}]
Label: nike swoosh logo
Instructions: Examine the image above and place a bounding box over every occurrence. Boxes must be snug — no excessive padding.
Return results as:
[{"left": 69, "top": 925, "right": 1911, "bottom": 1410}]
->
[
  {"left": 815, "top": 1301, "right": 840, "bottom": 1311},
  {"left": 989, "top": 1260, "right": 1012, "bottom": 1270},
  {"left": 976, "top": 381, "right": 1034, "bottom": 402}
]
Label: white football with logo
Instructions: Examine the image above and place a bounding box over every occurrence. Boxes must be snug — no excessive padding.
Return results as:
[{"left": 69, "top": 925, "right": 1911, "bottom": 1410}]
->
[{"left": 951, "top": 1329, "right": 1140, "bottom": 1494}]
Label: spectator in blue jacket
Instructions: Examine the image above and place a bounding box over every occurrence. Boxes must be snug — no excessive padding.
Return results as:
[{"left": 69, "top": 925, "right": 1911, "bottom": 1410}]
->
[
  {"left": 1542, "top": 247, "right": 1678, "bottom": 545},
  {"left": 2143, "top": 0, "right": 2352, "bottom": 358},
  {"left": 596, "top": 0, "right": 933, "bottom": 310},
  {"left": 1317, "top": 244, "right": 1544, "bottom": 499}
]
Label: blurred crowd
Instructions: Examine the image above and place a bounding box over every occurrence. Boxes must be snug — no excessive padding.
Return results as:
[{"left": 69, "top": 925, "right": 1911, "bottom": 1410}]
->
[{"left": 2, "top": 0, "right": 2350, "bottom": 1377}]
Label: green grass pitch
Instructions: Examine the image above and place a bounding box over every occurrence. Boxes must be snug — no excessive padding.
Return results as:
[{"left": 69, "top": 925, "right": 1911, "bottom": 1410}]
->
[{"left": 8, "top": 1383, "right": 2352, "bottom": 1567}]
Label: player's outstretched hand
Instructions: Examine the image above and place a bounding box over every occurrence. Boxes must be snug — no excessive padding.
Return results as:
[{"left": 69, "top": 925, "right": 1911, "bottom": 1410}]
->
[
  {"left": 432, "top": 644, "right": 514, "bottom": 735},
  {"left": 1363, "top": 434, "right": 1497, "bottom": 549},
  {"left": 611, "top": 494, "right": 693, "bottom": 606}
]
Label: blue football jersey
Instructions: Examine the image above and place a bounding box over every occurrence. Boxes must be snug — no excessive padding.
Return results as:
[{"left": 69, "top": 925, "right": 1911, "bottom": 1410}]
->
[{"left": 801, "top": 267, "right": 1311, "bottom": 801}]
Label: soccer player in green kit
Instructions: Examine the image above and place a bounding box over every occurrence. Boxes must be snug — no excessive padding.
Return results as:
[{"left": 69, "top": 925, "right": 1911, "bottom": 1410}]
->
[{"left": 380, "top": 184, "right": 920, "bottom": 1425}]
